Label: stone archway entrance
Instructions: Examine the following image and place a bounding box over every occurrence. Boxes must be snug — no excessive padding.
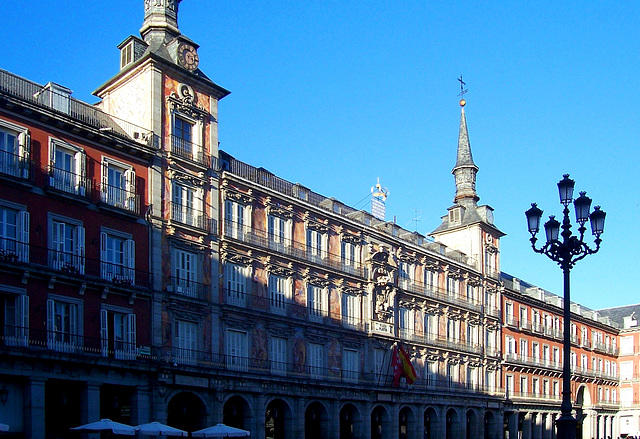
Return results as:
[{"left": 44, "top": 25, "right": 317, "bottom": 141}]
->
[{"left": 167, "top": 391, "right": 207, "bottom": 432}]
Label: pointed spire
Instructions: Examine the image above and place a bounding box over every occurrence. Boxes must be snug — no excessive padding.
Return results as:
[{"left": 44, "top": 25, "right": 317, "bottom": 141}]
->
[
  {"left": 140, "top": 0, "right": 182, "bottom": 44},
  {"left": 452, "top": 99, "right": 479, "bottom": 206}
]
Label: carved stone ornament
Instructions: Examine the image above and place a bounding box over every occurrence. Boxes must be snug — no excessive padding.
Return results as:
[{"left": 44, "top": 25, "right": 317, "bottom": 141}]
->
[
  {"left": 225, "top": 188, "right": 254, "bottom": 205},
  {"left": 422, "top": 258, "right": 441, "bottom": 272},
  {"left": 373, "top": 283, "right": 395, "bottom": 323},
  {"left": 467, "top": 276, "right": 483, "bottom": 287},
  {"left": 266, "top": 202, "right": 294, "bottom": 219},
  {"left": 168, "top": 84, "right": 208, "bottom": 121},
  {"left": 267, "top": 264, "right": 295, "bottom": 278},
  {"left": 484, "top": 242, "right": 498, "bottom": 254},
  {"left": 169, "top": 168, "right": 205, "bottom": 186},
  {"left": 396, "top": 248, "right": 418, "bottom": 264},
  {"left": 306, "top": 220, "right": 330, "bottom": 234},
  {"left": 307, "top": 275, "right": 330, "bottom": 288},
  {"left": 145, "top": 0, "right": 180, "bottom": 14},
  {"left": 446, "top": 356, "right": 461, "bottom": 365},
  {"left": 399, "top": 298, "right": 419, "bottom": 310},
  {"left": 447, "top": 268, "right": 463, "bottom": 280},
  {"left": 222, "top": 251, "right": 253, "bottom": 266},
  {"left": 340, "top": 284, "right": 364, "bottom": 297},
  {"left": 341, "top": 231, "right": 362, "bottom": 245}
]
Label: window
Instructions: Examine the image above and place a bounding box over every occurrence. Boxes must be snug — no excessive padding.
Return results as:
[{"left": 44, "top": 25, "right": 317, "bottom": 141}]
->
[
  {"left": 101, "top": 230, "right": 135, "bottom": 284},
  {"left": 520, "top": 377, "right": 527, "bottom": 395},
  {"left": 225, "top": 263, "right": 248, "bottom": 307},
  {"left": 226, "top": 329, "right": 248, "bottom": 372},
  {"left": 268, "top": 213, "right": 291, "bottom": 251},
  {"left": 466, "top": 283, "right": 475, "bottom": 302},
  {"left": 120, "top": 42, "right": 133, "bottom": 68},
  {"left": 446, "top": 276, "right": 457, "bottom": 296},
  {"left": 486, "top": 370, "right": 496, "bottom": 392},
  {"left": 581, "top": 326, "right": 588, "bottom": 346},
  {"left": 0, "top": 124, "right": 29, "bottom": 179},
  {"left": 172, "top": 182, "right": 204, "bottom": 229},
  {"left": 621, "top": 361, "right": 633, "bottom": 380},
  {"left": 270, "top": 336, "right": 287, "bottom": 375},
  {"left": 101, "top": 159, "right": 136, "bottom": 212},
  {"left": 173, "top": 320, "right": 197, "bottom": 364},
  {"left": 425, "top": 269, "right": 438, "bottom": 291},
  {"left": 50, "top": 216, "right": 85, "bottom": 274},
  {"left": 581, "top": 354, "right": 588, "bottom": 370},
  {"left": 101, "top": 308, "right": 136, "bottom": 360},
  {"left": 224, "top": 199, "right": 249, "bottom": 239},
  {"left": 520, "top": 339, "right": 528, "bottom": 359},
  {"left": 621, "top": 388, "right": 633, "bottom": 407},
  {"left": 174, "top": 117, "right": 193, "bottom": 143},
  {"left": 399, "top": 308, "right": 412, "bottom": 338},
  {"left": 341, "top": 240, "right": 359, "bottom": 270},
  {"left": 426, "top": 361, "right": 438, "bottom": 387},
  {"left": 308, "top": 343, "right": 324, "bottom": 379},
  {"left": 374, "top": 348, "right": 385, "bottom": 382},
  {"left": 49, "top": 140, "right": 87, "bottom": 196},
  {"left": 543, "top": 379, "right": 549, "bottom": 397},
  {"left": 505, "top": 302, "right": 514, "bottom": 325},
  {"left": 398, "top": 262, "right": 413, "bottom": 289},
  {"left": 532, "top": 342, "right": 540, "bottom": 360},
  {"left": 269, "top": 274, "right": 289, "bottom": 315},
  {"left": 47, "top": 297, "right": 80, "bottom": 353},
  {"left": 307, "top": 284, "right": 326, "bottom": 322},
  {"left": 447, "top": 318, "right": 459, "bottom": 342},
  {"left": 553, "top": 381, "right": 560, "bottom": 398},
  {"left": 532, "top": 378, "right": 540, "bottom": 396},
  {"left": 447, "top": 362, "right": 458, "bottom": 387},
  {"left": 505, "top": 336, "right": 516, "bottom": 358},
  {"left": 467, "top": 366, "right": 477, "bottom": 388},
  {"left": 173, "top": 248, "right": 199, "bottom": 297},
  {"left": 342, "top": 348, "right": 358, "bottom": 383},
  {"left": 0, "top": 202, "right": 29, "bottom": 262},
  {"left": 621, "top": 336, "right": 634, "bottom": 354},
  {"left": 424, "top": 313, "right": 437, "bottom": 339},
  {"left": 1, "top": 292, "right": 29, "bottom": 347},
  {"left": 306, "top": 227, "right": 327, "bottom": 262},
  {"left": 342, "top": 293, "right": 360, "bottom": 329},
  {"left": 171, "top": 116, "right": 199, "bottom": 162},
  {"left": 520, "top": 306, "right": 528, "bottom": 327},
  {"left": 553, "top": 347, "right": 560, "bottom": 365}
]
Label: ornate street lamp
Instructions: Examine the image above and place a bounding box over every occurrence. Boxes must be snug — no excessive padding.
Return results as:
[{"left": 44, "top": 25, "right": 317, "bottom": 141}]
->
[{"left": 525, "top": 174, "right": 606, "bottom": 439}]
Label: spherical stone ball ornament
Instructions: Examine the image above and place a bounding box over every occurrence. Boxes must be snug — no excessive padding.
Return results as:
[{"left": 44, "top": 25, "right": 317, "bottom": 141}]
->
[{"left": 459, "top": 99, "right": 466, "bottom": 107}]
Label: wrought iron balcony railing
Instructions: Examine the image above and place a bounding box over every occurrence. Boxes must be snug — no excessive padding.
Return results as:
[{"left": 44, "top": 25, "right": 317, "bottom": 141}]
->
[
  {"left": 0, "top": 149, "right": 33, "bottom": 182},
  {"left": 169, "top": 201, "right": 214, "bottom": 233},
  {"left": 46, "top": 164, "right": 91, "bottom": 199},
  {"left": 170, "top": 135, "right": 208, "bottom": 166},
  {"left": 99, "top": 181, "right": 140, "bottom": 215}
]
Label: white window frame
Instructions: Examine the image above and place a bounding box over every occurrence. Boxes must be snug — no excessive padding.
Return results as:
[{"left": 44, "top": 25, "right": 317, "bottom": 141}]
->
[
  {"left": 308, "top": 342, "right": 324, "bottom": 379},
  {"left": 224, "top": 199, "right": 251, "bottom": 239},
  {"left": 268, "top": 274, "right": 291, "bottom": 315},
  {"left": 46, "top": 295, "right": 82, "bottom": 353},
  {"left": 270, "top": 336, "right": 287, "bottom": 376},
  {"left": 307, "top": 284, "right": 327, "bottom": 322},
  {"left": 101, "top": 157, "right": 136, "bottom": 211},
  {"left": 172, "top": 181, "right": 204, "bottom": 228},
  {"left": 100, "top": 228, "right": 135, "bottom": 284},
  {"left": 100, "top": 306, "right": 136, "bottom": 360},
  {"left": 399, "top": 307, "right": 413, "bottom": 338},
  {"left": 49, "top": 139, "right": 86, "bottom": 196},
  {"left": 174, "top": 319, "right": 198, "bottom": 365},
  {"left": 267, "top": 213, "right": 292, "bottom": 251},
  {"left": 342, "top": 293, "right": 360, "bottom": 329},
  {"left": 0, "top": 200, "right": 29, "bottom": 263},
  {"left": 0, "top": 120, "right": 30, "bottom": 179},
  {"left": 173, "top": 248, "right": 199, "bottom": 297},
  {"left": 226, "top": 329, "right": 248, "bottom": 372},
  {"left": 398, "top": 262, "right": 414, "bottom": 289},
  {"left": 2, "top": 288, "right": 29, "bottom": 347},
  {"left": 341, "top": 240, "right": 359, "bottom": 268},
  {"left": 49, "top": 214, "right": 85, "bottom": 274},
  {"left": 342, "top": 348, "right": 359, "bottom": 383},
  {"left": 306, "top": 227, "right": 328, "bottom": 262},
  {"left": 225, "top": 262, "right": 248, "bottom": 307}
]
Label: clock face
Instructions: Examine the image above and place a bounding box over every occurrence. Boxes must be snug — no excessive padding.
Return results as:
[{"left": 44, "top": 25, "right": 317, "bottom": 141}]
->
[{"left": 177, "top": 43, "right": 199, "bottom": 71}]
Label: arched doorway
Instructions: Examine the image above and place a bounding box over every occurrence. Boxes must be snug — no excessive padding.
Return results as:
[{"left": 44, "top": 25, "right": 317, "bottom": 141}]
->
[
  {"left": 424, "top": 407, "right": 438, "bottom": 439},
  {"left": 167, "top": 392, "right": 207, "bottom": 432},
  {"left": 266, "top": 399, "right": 290, "bottom": 439},
  {"left": 340, "top": 403, "right": 361, "bottom": 439},
  {"left": 371, "top": 405, "right": 389, "bottom": 439},
  {"left": 466, "top": 409, "right": 477, "bottom": 438},
  {"left": 223, "top": 396, "right": 251, "bottom": 430},
  {"left": 446, "top": 408, "right": 460, "bottom": 439},
  {"left": 399, "top": 406, "right": 414, "bottom": 439},
  {"left": 305, "top": 401, "right": 329, "bottom": 439},
  {"left": 484, "top": 411, "right": 497, "bottom": 439}
]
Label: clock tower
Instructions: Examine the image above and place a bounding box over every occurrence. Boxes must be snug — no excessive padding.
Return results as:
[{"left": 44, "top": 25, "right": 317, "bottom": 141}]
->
[{"left": 430, "top": 99, "right": 505, "bottom": 276}]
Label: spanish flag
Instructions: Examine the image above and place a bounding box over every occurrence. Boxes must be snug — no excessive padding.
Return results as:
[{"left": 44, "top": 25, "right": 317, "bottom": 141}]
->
[{"left": 392, "top": 343, "right": 417, "bottom": 387}]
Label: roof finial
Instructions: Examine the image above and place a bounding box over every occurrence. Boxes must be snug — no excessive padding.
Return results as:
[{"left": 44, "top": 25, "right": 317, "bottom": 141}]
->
[{"left": 457, "top": 75, "right": 468, "bottom": 107}]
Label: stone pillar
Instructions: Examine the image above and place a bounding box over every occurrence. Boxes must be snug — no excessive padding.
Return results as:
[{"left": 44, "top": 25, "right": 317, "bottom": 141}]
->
[
  {"left": 294, "top": 397, "right": 305, "bottom": 438},
  {"left": 327, "top": 400, "right": 340, "bottom": 439},
  {"left": 254, "top": 394, "right": 266, "bottom": 439},
  {"left": 130, "top": 385, "right": 151, "bottom": 424},
  {"left": 25, "top": 378, "right": 46, "bottom": 439}
]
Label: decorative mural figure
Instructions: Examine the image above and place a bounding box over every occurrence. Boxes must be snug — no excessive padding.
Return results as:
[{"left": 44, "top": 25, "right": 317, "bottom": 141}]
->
[
  {"left": 252, "top": 324, "right": 268, "bottom": 369},
  {"left": 327, "top": 338, "right": 341, "bottom": 377},
  {"left": 292, "top": 328, "right": 306, "bottom": 373}
]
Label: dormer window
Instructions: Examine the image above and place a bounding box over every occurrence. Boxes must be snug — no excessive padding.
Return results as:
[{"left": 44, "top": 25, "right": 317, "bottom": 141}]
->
[
  {"left": 449, "top": 207, "right": 461, "bottom": 224},
  {"left": 121, "top": 42, "right": 133, "bottom": 69}
]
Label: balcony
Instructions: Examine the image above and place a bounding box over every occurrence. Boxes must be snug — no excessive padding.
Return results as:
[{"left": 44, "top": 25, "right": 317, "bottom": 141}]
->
[
  {"left": 46, "top": 165, "right": 91, "bottom": 200},
  {"left": 99, "top": 181, "right": 140, "bottom": 215},
  {"left": 221, "top": 220, "right": 365, "bottom": 277},
  {"left": 169, "top": 276, "right": 208, "bottom": 300},
  {"left": 0, "top": 242, "right": 150, "bottom": 289},
  {"left": 170, "top": 135, "right": 208, "bottom": 166},
  {"left": 169, "top": 201, "right": 215, "bottom": 233},
  {"left": 0, "top": 69, "right": 159, "bottom": 149},
  {"left": 0, "top": 149, "right": 33, "bottom": 182}
]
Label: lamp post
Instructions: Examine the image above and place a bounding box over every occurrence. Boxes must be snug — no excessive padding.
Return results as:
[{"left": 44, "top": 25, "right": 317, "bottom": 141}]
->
[{"left": 525, "top": 174, "right": 606, "bottom": 439}]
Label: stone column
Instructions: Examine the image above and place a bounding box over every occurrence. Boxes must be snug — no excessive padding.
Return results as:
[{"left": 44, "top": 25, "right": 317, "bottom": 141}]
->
[
  {"left": 254, "top": 394, "right": 266, "bottom": 439},
  {"left": 294, "top": 397, "right": 305, "bottom": 438},
  {"left": 25, "top": 378, "right": 46, "bottom": 439},
  {"left": 130, "top": 385, "right": 151, "bottom": 424}
]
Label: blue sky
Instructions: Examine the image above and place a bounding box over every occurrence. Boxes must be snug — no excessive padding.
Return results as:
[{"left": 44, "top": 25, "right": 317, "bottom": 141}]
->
[{"left": 2, "top": 1, "right": 638, "bottom": 311}]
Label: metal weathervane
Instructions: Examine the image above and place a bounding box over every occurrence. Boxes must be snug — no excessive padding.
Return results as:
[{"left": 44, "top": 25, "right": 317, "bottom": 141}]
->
[{"left": 457, "top": 75, "right": 468, "bottom": 98}]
